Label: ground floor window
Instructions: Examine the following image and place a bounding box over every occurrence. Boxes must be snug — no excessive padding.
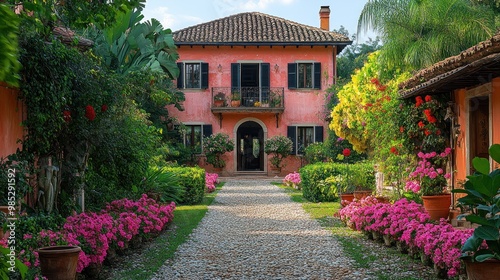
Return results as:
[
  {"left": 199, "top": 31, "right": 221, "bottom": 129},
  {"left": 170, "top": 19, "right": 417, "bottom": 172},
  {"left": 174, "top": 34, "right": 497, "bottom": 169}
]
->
[{"left": 287, "top": 125, "right": 323, "bottom": 155}]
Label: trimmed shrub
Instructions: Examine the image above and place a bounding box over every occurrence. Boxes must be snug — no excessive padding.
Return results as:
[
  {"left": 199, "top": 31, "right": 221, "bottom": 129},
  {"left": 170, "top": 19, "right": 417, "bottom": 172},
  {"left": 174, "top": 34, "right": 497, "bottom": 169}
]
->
[
  {"left": 165, "top": 166, "right": 205, "bottom": 204},
  {"left": 300, "top": 162, "right": 375, "bottom": 202}
]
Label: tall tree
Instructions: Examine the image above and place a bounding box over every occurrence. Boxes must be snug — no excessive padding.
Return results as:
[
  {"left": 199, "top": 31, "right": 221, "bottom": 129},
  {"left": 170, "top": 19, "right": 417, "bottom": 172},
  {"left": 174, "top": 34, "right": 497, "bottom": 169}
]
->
[
  {"left": 358, "top": 0, "right": 497, "bottom": 70},
  {"left": 0, "top": 4, "right": 20, "bottom": 86}
]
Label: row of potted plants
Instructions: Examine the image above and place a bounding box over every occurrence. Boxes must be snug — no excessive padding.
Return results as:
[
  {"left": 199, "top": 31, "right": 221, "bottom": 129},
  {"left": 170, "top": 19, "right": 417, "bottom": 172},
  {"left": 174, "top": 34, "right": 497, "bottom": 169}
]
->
[
  {"left": 2, "top": 195, "right": 176, "bottom": 279},
  {"left": 338, "top": 196, "right": 473, "bottom": 278}
]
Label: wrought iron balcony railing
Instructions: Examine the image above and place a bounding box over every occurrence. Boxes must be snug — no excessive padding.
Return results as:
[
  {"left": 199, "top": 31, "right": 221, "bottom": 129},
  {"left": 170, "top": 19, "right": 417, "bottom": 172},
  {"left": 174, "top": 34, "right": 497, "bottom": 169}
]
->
[{"left": 211, "top": 87, "right": 284, "bottom": 109}]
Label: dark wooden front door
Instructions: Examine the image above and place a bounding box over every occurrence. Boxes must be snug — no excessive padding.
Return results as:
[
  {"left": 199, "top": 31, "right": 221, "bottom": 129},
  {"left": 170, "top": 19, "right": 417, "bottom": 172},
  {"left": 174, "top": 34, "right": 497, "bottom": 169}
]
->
[
  {"left": 469, "top": 97, "right": 490, "bottom": 174},
  {"left": 237, "top": 121, "right": 264, "bottom": 171}
]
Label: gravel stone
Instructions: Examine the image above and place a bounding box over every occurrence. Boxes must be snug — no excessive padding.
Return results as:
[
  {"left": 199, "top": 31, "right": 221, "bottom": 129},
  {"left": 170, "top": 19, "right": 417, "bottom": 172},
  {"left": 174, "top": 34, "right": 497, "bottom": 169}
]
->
[{"left": 152, "top": 179, "right": 438, "bottom": 280}]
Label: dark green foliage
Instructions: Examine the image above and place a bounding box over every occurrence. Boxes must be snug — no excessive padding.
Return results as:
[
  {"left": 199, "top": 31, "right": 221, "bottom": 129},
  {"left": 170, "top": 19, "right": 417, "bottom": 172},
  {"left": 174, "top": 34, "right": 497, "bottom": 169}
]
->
[
  {"left": 452, "top": 144, "right": 500, "bottom": 262},
  {"left": 136, "top": 167, "right": 185, "bottom": 203},
  {"left": 0, "top": 4, "right": 20, "bottom": 86},
  {"left": 164, "top": 167, "right": 205, "bottom": 205},
  {"left": 300, "top": 162, "right": 375, "bottom": 202}
]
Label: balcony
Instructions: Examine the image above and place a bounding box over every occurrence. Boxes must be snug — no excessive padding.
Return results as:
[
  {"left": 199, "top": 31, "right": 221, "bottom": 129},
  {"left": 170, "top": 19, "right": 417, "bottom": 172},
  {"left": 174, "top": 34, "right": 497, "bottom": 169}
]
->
[
  {"left": 211, "top": 87, "right": 284, "bottom": 112},
  {"left": 211, "top": 87, "right": 285, "bottom": 128}
]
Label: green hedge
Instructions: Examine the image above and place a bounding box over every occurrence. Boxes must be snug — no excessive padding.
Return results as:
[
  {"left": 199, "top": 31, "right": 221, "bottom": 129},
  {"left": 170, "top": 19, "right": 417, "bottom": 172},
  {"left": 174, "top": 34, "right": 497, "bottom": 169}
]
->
[
  {"left": 165, "top": 166, "right": 205, "bottom": 204},
  {"left": 300, "top": 162, "right": 375, "bottom": 202}
]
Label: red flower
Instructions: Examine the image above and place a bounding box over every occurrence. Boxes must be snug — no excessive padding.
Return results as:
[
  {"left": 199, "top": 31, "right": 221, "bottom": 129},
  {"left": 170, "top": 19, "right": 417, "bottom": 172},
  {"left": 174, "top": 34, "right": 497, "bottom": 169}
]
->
[
  {"left": 418, "top": 121, "right": 425, "bottom": 128},
  {"left": 424, "top": 129, "right": 431, "bottom": 136},
  {"left": 436, "top": 129, "right": 441, "bottom": 135},
  {"left": 85, "top": 105, "right": 96, "bottom": 121},
  {"left": 415, "top": 96, "right": 424, "bottom": 107},
  {"left": 425, "top": 95, "right": 432, "bottom": 102},
  {"left": 370, "top": 77, "right": 380, "bottom": 85},
  {"left": 390, "top": 146, "right": 398, "bottom": 155},
  {"left": 377, "top": 85, "right": 387, "bottom": 92},
  {"left": 63, "top": 110, "right": 71, "bottom": 123},
  {"left": 399, "top": 126, "right": 404, "bottom": 133},
  {"left": 428, "top": 116, "right": 437, "bottom": 123},
  {"left": 342, "top": 148, "right": 351, "bottom": 157},
  {"left": 423, "top": 109, "right": 432, "bottom": 117},
  {"left": 101, "top": 104, "right": 108, "bottom": 112}
]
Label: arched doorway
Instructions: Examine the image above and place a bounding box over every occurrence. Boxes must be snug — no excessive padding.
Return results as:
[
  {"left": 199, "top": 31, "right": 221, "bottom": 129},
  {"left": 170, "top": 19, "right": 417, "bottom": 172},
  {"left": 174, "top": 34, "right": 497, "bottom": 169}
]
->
[{"left": 237, "top": 121, "right": 264, "bottom": 171}]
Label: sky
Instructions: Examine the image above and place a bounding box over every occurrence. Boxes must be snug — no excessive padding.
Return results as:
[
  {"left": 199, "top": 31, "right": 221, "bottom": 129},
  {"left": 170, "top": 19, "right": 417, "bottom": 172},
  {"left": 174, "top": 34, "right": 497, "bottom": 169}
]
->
[{"left": 141, "top": 0, "right": 376, "bottom": 43}]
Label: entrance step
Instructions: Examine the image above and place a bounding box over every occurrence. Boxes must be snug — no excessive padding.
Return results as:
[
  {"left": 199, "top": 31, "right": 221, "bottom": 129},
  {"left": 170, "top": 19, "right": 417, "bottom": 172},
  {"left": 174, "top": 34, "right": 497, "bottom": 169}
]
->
[{"left": 233, "top": 171, "right": 268, "bottom": 177}]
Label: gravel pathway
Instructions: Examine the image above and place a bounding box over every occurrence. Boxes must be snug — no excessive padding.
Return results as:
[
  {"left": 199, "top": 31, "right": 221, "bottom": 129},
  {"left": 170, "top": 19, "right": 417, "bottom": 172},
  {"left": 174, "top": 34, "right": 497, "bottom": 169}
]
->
[{"left": 152, "top": 179, "right": 369, "bottom": 280}]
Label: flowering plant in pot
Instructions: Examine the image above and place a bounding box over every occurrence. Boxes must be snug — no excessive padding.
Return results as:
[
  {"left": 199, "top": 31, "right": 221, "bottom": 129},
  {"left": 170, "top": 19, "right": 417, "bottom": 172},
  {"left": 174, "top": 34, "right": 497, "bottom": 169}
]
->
[
  {"left": 203, "top": 133, "right": 235, "bottom": 169},
  {"left": 452, "top": 144, "right": 500, "bottom": 276},
  {"left": 264, "top": 135, "right": 293, "bottom": 170},
  {"left": 405, "top": 147, "right": 452, "bottom": 220}
]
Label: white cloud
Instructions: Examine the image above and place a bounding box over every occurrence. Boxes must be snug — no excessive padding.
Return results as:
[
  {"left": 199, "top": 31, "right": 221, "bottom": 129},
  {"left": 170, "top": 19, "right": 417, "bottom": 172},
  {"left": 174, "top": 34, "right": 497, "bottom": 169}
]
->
[
  {"left": 142, "top": 6, "right": 203, "bottom": 31},
  {"left": 212, "top": 0, "right": 295, "bottom": 16}
]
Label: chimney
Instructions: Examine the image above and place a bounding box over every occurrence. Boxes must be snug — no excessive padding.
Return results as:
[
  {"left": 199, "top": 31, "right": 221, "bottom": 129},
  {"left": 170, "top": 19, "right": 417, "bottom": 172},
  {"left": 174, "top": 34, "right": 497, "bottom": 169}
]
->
[{"left": 319, "top": 6, "right": 330, "bottom": 31}]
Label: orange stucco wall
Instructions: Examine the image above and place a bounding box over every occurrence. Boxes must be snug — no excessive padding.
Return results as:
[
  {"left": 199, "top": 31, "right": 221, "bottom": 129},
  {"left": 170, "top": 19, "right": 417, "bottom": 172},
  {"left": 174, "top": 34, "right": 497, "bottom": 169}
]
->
[
  {"left": 453, "top": 77, "right": 500, "bottom": 188},
  {"left": 0, "top": 83, "right": 24, "bottom": 159},
  {"left": 169, "top": 45, "right": 336, "bottom": 175}
]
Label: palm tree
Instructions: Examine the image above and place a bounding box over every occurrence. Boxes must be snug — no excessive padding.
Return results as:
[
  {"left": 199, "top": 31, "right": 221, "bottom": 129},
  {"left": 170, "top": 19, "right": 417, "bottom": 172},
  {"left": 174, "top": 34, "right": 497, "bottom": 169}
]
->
[{"left": 358, "top": 0, "right": 497, "bottom": 70}]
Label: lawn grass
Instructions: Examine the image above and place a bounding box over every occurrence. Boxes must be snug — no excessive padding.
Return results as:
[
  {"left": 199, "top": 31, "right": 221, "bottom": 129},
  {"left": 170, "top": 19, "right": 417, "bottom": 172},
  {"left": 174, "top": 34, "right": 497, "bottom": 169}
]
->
[{"left": 109, "top": 183, "right": 222, "bottom": 280}]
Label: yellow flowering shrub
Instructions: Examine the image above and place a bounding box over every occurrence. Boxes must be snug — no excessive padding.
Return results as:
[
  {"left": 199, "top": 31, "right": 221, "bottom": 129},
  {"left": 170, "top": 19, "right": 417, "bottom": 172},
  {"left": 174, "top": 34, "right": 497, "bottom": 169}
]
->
[{"left": 329, "top": 52, "right": 410, "bottom": 154}]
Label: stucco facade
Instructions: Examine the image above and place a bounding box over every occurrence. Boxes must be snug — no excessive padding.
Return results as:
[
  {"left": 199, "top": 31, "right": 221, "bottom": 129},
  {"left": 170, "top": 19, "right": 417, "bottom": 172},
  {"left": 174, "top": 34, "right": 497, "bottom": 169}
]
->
[
  {"left": 168, "top": 8, "right": 350, "bottom": 176},
  {"left": 0, "top": 82, "right": 24, "bottom": 159}
]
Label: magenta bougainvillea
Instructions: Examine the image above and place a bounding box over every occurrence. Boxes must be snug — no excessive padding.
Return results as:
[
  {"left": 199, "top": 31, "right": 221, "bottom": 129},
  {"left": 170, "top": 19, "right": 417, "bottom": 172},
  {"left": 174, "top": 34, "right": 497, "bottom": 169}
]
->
[{"left": 339, "top": 196, "right": 473, "bottom": 278}]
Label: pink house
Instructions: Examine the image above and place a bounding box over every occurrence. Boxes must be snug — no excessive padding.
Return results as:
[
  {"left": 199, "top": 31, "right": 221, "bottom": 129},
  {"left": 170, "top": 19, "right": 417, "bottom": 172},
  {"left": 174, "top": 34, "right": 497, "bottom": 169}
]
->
[{"left": 169, "top": 6, "right": 351, "bottom": 176}]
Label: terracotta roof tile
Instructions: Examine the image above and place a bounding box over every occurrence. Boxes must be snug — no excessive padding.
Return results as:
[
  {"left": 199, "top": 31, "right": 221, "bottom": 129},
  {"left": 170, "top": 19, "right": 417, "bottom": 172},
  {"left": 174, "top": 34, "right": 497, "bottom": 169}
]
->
[
  {"left": 172, "top": 12, "right": 351, "bottom": 46},
  {"left": 399, "top": 33, "right": 500, "bottom": 92}
]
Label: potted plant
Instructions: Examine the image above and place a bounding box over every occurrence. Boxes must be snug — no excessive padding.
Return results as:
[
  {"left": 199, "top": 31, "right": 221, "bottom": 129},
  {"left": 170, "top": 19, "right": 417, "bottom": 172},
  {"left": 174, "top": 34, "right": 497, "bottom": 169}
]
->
[
  {"left": 264, "top": 135, "right": 293, "bottom": 174},
  {"left": 405, "top": 147, "right": 452, "bottom": 220},
  {"left": 202, "top": 133, "right": 235, "bottom": 171},
  {"left": 230, "top": 90, "right": 240, "bottom": 107},
  {"left": 452, "top": 144, "right": 500, "bottom": 278},
  {"left": 213, "top": 92, "right": 226, "bottom": 107},
  {"left": 270, "top": 90, "right": 282, "bottom": 108}
]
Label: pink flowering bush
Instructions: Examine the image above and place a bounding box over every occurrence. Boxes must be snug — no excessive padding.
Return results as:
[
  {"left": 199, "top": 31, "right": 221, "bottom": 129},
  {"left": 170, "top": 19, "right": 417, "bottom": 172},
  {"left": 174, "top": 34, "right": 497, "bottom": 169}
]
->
[
  {"left": 283, "top": 172, "right": 301, "bottom": 189},
  {"left": 16, "top": 194, "right": 175, "bottom": 275},
  {"left": 405, "top": 148, "right": 452, "bottom": 196},
  {"left": 339, "top": 196, "right": 473, "bottom": 278},
  {"left": 205, "top": 172, "right": 219, "bottom": 192}
]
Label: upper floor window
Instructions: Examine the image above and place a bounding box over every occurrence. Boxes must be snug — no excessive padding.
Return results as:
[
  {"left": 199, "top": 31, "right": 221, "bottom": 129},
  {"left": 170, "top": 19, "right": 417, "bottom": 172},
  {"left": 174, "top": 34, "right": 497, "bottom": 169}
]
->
[
  {"left": 288, "top": 62, "right": 321, "bottom": 89},
  {"left": 287, "top": 125, "right": 323, "bottom": 155},
  {"left": 177, "top": 62, "right": 209, "bottom": 89}
]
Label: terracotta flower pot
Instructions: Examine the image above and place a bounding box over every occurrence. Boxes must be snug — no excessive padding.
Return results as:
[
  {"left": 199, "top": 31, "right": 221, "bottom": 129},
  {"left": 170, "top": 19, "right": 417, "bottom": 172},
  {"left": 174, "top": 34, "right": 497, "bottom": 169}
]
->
[
  {"left": 38, "top": 245, "right": 81, "bottom": 280},
  {"left": 354, "top": 190, "right": 372, "bottom": 200},
  {"left": 340, "top": 193, "right": 354, "bottom": 203},
  {"left": 422, "top": 194, "right": 451, "bottom": 221},
  {"left": 465, "top": 259, "right": 500, "bottom": 280}
]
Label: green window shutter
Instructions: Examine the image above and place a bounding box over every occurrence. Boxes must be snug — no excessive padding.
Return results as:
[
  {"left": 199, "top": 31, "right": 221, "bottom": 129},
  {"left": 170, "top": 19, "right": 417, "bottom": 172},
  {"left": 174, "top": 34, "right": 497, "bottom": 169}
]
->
[
  {"left": 203, "top": 124, "right": 212, "bottom": 138},
  {"left": 287, "top": 126, "right": 297, "bottom": 155},
  {"left": 201, "top": 62, "right": 209, "bottom": 89},
  {"left": 288, "top": 63, "right": 297, "bottom": 89},
  {"left": 261, "top": 63, "right": 270, "bottom": 88},
  {"left": 177, "top": 62, "right": 184, "bottom": 89},
  {"left": 314, "top": 126, "right": 323, "bottom": 143},
  {"left": 313, "top": 62, "right": 321, "bottom": 89},
  {"left": 231, "top": 63, "right": 240, "bottom": 91}
]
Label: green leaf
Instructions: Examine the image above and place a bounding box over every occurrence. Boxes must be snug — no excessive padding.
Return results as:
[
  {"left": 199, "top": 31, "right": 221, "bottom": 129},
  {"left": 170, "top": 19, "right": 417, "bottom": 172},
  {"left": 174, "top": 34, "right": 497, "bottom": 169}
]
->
[
  {"left": 475, "top": 253, "right": 496, "bottom": 262},
  {"left": 473, "top": 157, "right": 490, "bottom": 175},
  {"left": 490, "top": 144, "right": 500, "bottom": 164},
  {"left": 466, "top": 215, "right": 490, "bottom": 226},
  {"left": 475, "top": 225, "right": 500, "bottom": 241},
  {"left": 462, "top": 235, "right": 482, "bottom": 252}
]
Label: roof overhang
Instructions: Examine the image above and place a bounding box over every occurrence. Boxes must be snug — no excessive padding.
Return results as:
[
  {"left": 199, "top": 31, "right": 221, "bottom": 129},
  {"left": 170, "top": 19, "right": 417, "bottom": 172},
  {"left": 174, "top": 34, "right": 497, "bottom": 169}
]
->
[
  {"left": 175, "top": 41, "right": 352, "bottom": 54},
  {"left": 399, "top": 53, "right": 500, "bottom": 99}
]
